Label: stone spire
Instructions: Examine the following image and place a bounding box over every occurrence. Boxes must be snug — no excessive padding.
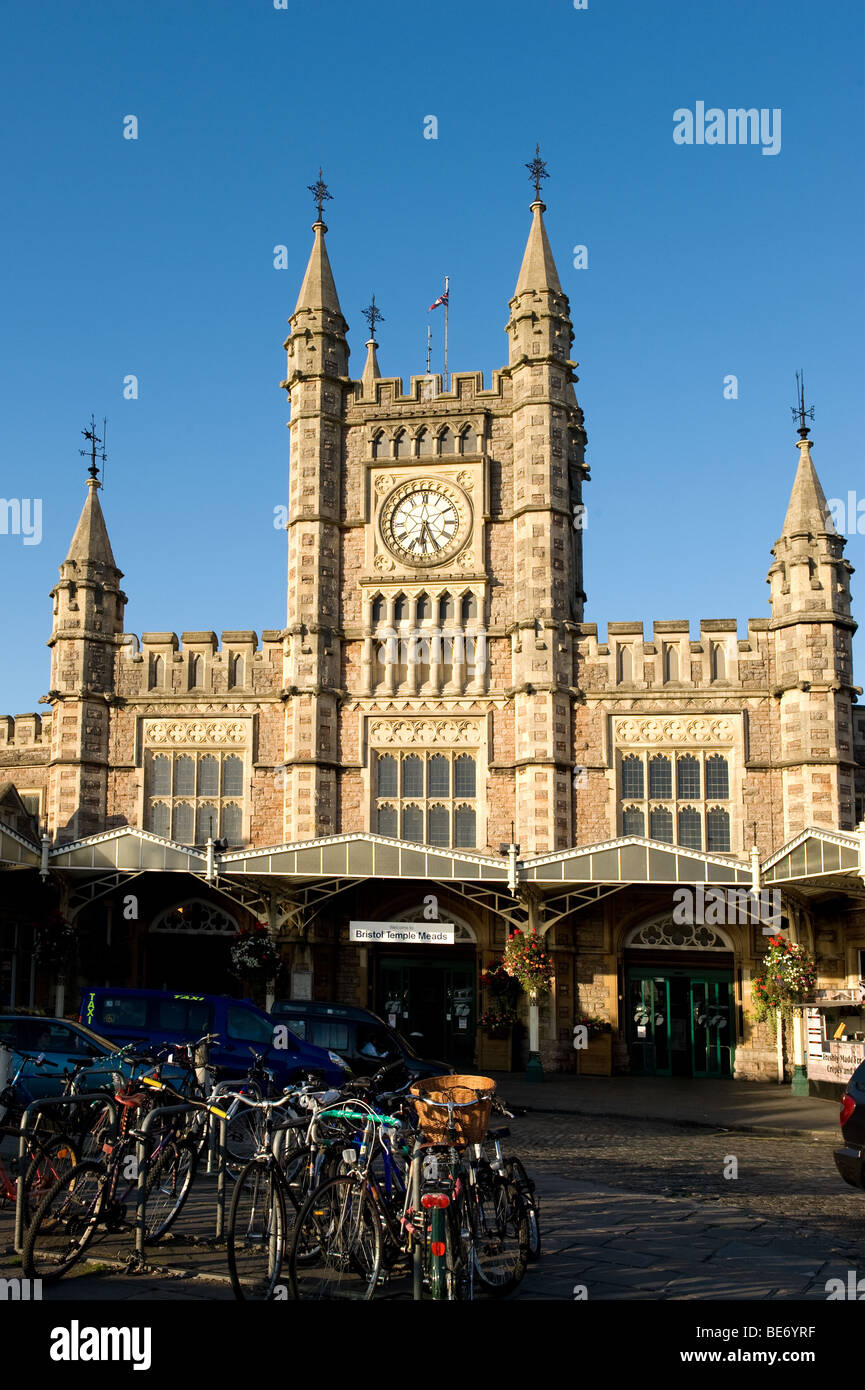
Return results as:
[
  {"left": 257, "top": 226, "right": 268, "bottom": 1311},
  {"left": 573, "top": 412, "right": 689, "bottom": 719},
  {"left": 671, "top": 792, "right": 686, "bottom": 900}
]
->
[
  {"left": 778, "top": 434, "right": 837, "bottom": 540},
  {"left": 293, "top": 220, "right": 345, "bottom": 320},
  {"left": 64, "top": 477, "right": 119, "bottom": 572},
  {"left": 361, "top": 338, "right": 380, "bottom": 393},
  {"left": 514, "top": 198, "right": 563, "bottom": 298}
]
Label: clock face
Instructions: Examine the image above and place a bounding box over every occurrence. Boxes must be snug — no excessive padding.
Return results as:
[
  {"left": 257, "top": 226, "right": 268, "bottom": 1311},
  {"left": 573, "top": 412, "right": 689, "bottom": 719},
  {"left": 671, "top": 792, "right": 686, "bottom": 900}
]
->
[{"left": 380, "top": 479, "right": 470, "bottom": 566}]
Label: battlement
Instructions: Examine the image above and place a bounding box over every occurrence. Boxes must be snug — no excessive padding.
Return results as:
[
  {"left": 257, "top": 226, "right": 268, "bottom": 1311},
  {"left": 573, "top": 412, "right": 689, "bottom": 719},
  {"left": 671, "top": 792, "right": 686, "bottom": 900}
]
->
[
  {"left": 117, "top": 630, "right": 284, "bottom": 697},
  {"left": 576, "top": 619, "right": 772, "bottom": 691},
  {"left": 0, "top": 712, "right": 51, "bottom": 747},
  {"left": 348, "top": 369, "right": 513, "bottom": 411}
]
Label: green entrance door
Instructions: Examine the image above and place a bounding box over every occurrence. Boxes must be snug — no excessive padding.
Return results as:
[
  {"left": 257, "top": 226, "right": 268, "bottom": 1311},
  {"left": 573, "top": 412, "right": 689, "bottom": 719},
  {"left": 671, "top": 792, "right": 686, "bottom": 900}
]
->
[
  {"left": 690, "top": 978, "right": 734, "bottom": 1078},
  {"left": 377, "top": 955, "right": 475, "bottom": 1069},
  {"left": 626, "top": 963, "right": 734, "bottom": 1078},
  {"left": 627, "top": 974, "right": 672, "bottom": 1076}
]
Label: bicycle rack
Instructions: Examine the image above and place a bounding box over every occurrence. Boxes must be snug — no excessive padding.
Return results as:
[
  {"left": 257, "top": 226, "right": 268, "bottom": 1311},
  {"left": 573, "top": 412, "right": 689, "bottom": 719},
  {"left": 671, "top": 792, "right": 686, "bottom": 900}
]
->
[
  {"left": 14, "top": 1093, "right": 119, "bottom": 1252},
  {"left": 132, "top": 1102, "right": 229, "bottom": 1259}
]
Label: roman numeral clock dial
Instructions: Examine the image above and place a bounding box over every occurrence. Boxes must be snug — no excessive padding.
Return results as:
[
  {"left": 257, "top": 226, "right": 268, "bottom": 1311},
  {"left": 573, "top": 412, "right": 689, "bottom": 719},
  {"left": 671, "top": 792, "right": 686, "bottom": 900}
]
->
[{"left": 380, "top": 478, "right": 471, "bottom": 567}]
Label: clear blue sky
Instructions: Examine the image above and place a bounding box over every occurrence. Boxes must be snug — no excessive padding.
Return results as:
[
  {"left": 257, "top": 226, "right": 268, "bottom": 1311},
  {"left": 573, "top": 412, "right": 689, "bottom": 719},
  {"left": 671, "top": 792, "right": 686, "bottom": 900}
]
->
[{"left": 1, "top": 0, "right": 863, "bottom": 712}]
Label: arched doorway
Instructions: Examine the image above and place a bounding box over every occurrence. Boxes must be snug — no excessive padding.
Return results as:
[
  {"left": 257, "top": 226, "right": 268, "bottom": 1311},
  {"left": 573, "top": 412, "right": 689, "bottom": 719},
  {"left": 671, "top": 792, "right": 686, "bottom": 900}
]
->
[
  {"left": 623, "top": 915, "right": 736, "bottom": 1078},
  {"left": 147, "top": 898, "right": 240, "bottom": 994},
  {"left": 372, "top": 906, "right": 478, "bottom": 1069}
]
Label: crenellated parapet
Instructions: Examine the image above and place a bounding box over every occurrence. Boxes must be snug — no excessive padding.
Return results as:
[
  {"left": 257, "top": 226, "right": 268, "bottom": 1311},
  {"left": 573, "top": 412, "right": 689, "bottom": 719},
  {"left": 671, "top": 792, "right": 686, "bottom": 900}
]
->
[{"left": 118, "top": 631, "right": 284, "bottom": 699}]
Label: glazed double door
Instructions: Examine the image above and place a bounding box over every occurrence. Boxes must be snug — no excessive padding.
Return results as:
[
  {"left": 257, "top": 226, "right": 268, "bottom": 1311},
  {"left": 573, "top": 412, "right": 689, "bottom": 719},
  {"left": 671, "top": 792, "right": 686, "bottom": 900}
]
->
[{"left": 627, "top": 968, "right": 734, "bottom": 1078}]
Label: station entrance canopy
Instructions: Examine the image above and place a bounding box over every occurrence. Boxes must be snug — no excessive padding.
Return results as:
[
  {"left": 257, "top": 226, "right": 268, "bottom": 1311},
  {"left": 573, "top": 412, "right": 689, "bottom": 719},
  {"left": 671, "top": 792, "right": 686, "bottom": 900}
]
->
[{"left": 5, "top": 824, "right": 862, "bottom": 933}]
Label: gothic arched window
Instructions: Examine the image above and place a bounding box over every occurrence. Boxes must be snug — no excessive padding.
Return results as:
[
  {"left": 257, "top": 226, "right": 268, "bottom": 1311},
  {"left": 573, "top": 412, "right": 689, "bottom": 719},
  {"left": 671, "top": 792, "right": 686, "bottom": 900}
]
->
[
  {"left": 459, "top": 426, "right": 477, "bottom": 455},
  {"left": 173, "top": 801, "right": 194, "bottom": 844},
  {"left": 222, "top": 802, "right": 243, "bottom": 846},
  {"left": 622, "top": 806, "right": 644, "bottom": 836},
  {"left": 377, "top": 754, "right": 398, "bottom": 797},
  {"left": 439, "top": 427, "right": 455, "bottom": 455},
  {"left": 663, "top": 644, "right": 679, "bottom": 682},
  {"left": 149, "top": 801, "right": 170, "bottom": 837},
  {"left": 403, "top": 755, "right": 423, "bottom": 797},
  {"left": 648, "top": 755, "right": 672, "bottom": 800},
  {"left": 377, "top": 804, "right": 397, "bottom": 837},
  {"left": 428, "top": 804, "right": 449, "bottom": 846},
  {"left": 461, "top": 593, "right": 477, "bottom": 624},
  {"left": 222, "top": 756, "right": 243, "bottom": 797},
  {"left": 678, "top": 806, "right": 702, "bottom": 850},
  {"left": 454, "top": 804, "right": 476, "bottom": 848},
  {"left": 402, "top": 804, "right": 423, "bottom": 842},
  {"left": 197, "top": 756, "right": 219, "bottom": 798},
  {"left": 230, "top": 654, "right": 244, "bottom": 688},
  {"left": 416, "top": 593, "right": 431, "bottom": 622},
  {"left": 439, "top": 592, "right": 454, "bottom": 625},
  {"left": 150, "top": 654, "right": 164, "bottom": 690},
  {"left": 428, "top": 755, "right": 450, "bottom": 796},
  {"left": 371, "top": 595, "right": 386, "bottom": 626},
  {"left": 394, "top": 429, "right": 411, "bottom": 459},
  {"left": 150, "top": 755, "right": 171, "bottom": 796},
  {"left": 706, "top": 806, "right": 731, "bottom": 852},
  {"left": 417, "top": 428, "right": 433, "bottom": 456},
  {"left": 394, "top": 593, "right": 409, "bottom": 624},
  {"left": 188, "top": 653, "right": 202, "bottom": 689},
  {"left": 616, "top": 645, "right": 633, "bottom": 683},
  {"left": 621, "top": 755, "right": 644, "bottom": 799},
  {"left": 676, "top": 756, "right": 701, "bottom": 799},
  {"left": 705, "top": 755, "right": 729, "bottom": 799},
  {"left": 454, "top": 754, "right": 476, "bottom": 798},
  {"left": 371, "top": 430, "right": 387, "bottom": 459},
  {"left": 649, "top": 807, "right": 674, "bottom": 843},
  {"left": 711, "top": 643, "right": 726, "bottom": 681},
  {"left": 174, "top": 755, "right": 195, "bottom": 797}
]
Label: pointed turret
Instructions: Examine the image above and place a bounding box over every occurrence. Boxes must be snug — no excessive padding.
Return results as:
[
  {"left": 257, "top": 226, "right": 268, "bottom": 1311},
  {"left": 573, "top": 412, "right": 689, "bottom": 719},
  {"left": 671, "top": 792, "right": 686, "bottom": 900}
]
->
[
  {"left": 65, "top": 477, "right": 119, "bottom": 571},
  {"left": 768, "top": 384, "right": 858, "bottom": 837},
  {"left": 514, "top": 199, "right": 563, "bottom": 298},
  {"left": 293, "top": 221, "right": 345, "bottom": 320},
  {"left": 361, "top": 338, "right": 380, "bottom": 394},
  {"left": 47, "top": 441, "right": 127, "bottom": 842}
]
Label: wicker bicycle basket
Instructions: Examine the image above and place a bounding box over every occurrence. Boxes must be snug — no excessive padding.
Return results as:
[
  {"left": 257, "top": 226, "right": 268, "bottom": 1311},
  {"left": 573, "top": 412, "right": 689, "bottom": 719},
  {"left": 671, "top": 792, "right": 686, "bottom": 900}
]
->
[{"left": 409, "top": 1074, "right": 496, "bottom": 1145}]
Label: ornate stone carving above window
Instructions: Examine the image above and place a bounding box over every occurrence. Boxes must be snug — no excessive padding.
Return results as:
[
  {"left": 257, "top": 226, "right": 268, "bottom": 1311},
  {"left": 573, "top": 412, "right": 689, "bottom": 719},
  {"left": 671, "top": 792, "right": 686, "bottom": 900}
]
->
[
  {"left": 624, "top": 916, "right": 733, "bottom": 952},
  {"left": 144, "top": 719, "right": 250, "bottom": 747},
  {"left": 615, "top": 717, "right": 737, "bottom": 746},
  {"left": 369, "top": 718, "right": 482, "bottom": 747}
]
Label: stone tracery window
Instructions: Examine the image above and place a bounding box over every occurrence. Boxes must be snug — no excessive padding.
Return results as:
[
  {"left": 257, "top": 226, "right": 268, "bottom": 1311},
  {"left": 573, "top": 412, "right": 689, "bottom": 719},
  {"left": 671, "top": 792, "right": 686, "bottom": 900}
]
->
[
  {"left": 145, "top": 749, "right": 247, "bottom": 846},
  {"left": 619, "top": 750, "right": 733, "bottom": 851},
  {"left": 373, "top": 749, "right": 477, "bottom": 848}
]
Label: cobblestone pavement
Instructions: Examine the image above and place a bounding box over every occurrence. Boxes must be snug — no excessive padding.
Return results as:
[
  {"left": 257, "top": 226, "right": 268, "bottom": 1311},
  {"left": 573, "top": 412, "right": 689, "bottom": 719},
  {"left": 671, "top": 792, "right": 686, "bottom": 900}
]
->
[{"left": 2, "top": 1112, "right": 862, "bottom": 1301}]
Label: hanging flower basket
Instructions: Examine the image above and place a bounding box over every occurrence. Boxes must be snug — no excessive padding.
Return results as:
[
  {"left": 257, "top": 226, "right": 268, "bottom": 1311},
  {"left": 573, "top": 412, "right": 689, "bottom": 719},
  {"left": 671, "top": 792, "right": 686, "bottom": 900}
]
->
[
  {"left": 503, "top": 928, "right": 554, "bottom": 998},
  {"left": 751, "top": 934, "right": 817, "bottom": 1036},
  {"left": 478, "top": 960, "right": 521, "bottom": 1036},
  {"left": 229, "top": 921, "right": 281, "bottom": 983},
  {"left": 576, "top": 1013, "right": 611, "bottom": 1040},
  {"left": 32, "top": 909, "right": 77, "bottom": 972}
]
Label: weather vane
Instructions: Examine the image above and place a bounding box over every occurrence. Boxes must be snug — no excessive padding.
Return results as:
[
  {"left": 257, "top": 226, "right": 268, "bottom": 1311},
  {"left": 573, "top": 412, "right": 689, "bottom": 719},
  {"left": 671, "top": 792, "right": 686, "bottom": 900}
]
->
[
  {"left": 791, "top": 370, "right": 814, "bottom": 439},
  {"left": 307, "top": 167, "right": 332, "bottom": 222},
  {"left": 79, "top": 414, "right": 108, "bottom": 483},
  {"left": 362, "top": 294, "right": 384, "bottom": 340},
  {"left": 525, "top": 143, "right": 549, "bottom": 201}
]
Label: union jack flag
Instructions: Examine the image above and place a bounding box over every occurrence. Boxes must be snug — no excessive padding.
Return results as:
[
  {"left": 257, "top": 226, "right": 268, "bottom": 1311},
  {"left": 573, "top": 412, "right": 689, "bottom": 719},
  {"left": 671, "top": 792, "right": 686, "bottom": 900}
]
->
[{"left": 428, "top": 290, "right": 449, "bottom": 311}]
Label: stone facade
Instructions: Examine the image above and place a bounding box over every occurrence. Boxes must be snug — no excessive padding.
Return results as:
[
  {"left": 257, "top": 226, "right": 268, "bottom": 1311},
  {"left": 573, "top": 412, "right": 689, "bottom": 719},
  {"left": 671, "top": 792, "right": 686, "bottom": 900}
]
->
[{"left": 1, "top": 188, "right": 864, "bottom": 1078}]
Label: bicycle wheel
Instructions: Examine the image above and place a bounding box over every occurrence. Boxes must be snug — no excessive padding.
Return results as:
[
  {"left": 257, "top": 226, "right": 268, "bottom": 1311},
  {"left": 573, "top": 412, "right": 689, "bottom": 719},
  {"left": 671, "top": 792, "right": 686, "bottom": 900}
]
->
[
  {"left": 288, "top": 1174, "right": 382, "bottom": 1301},
  {"left": 20, "top": 1135, "right": 79, "bottom": 1230},
  {"left": 21, "top": 1159, "right": 105, "bottom": 1281},
  {"left": 144, "top": 1137, "right": 197, "bottom": 1242},
  {"left": 470, "top": 1164, "right": 529, "bottom": 1296},
  {"left": 506, "top": 1156, "right": 540, "bottom": 1261},
  {"left": 227, "top": 1160, "right": 287, "bottom": 1301}
]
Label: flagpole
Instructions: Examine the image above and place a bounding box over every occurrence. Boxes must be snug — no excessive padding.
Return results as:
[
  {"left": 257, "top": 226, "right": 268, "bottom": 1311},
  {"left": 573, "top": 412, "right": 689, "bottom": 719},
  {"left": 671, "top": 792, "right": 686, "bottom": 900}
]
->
[{"left": 443, "top": 275, "right": 449, "bottom": 390}]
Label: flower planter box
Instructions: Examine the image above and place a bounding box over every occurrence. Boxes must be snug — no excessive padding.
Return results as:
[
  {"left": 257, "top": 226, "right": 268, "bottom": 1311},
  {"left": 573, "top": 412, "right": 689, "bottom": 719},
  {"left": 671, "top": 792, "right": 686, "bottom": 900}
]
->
[
  {"left": 479, "top": 1032, "right": 513, "bottom": 1072},
  {"left": 577, "top": 1033, "right": 612, "bottom": 1076}
]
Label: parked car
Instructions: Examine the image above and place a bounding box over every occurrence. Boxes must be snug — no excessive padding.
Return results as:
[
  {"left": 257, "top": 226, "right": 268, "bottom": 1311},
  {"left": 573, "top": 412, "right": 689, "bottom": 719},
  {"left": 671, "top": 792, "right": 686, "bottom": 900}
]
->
[
  {"left": 834, "top": 1058, "right": 865, "bottom": 1191},
  {"left": 0, "top": 1012, "right": 174, "bottom": 1102},
  {"left": 269, "top": 1000, "right": 452, "bottom": 1082},
  {"left": 78, "top": 987, "right": 350, "bottom": 1088}
]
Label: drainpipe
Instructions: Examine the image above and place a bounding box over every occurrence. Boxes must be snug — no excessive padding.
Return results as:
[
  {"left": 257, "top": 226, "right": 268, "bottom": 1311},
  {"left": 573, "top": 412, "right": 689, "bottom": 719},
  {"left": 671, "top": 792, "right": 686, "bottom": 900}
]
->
[
  {"left": 206, "top": 837, "right": 215, "bottom": 884},
  {"left": 39, "top": 834, "right": 50, "bottom": 881}
]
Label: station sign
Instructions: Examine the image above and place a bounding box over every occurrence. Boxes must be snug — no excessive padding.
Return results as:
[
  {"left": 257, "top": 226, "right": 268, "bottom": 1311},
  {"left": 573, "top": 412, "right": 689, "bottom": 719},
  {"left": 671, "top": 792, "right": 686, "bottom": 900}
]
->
[{"left": 349, "top": 921, "right": 455, "bottom": 945}]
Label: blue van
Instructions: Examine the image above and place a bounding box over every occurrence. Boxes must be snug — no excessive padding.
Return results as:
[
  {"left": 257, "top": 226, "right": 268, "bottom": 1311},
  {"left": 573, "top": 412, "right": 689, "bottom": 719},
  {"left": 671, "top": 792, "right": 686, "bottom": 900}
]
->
[{"left": 78, "top": 987, "right": 349, "bottom": 1088}]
